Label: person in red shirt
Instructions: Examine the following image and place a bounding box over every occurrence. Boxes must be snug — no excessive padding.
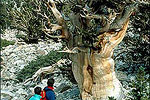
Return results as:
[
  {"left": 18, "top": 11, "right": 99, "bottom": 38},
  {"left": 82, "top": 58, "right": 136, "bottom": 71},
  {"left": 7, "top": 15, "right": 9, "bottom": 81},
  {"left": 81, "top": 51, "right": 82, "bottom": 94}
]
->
[{"left": 41, "top": 78, "right": 56, "bottom": 100}]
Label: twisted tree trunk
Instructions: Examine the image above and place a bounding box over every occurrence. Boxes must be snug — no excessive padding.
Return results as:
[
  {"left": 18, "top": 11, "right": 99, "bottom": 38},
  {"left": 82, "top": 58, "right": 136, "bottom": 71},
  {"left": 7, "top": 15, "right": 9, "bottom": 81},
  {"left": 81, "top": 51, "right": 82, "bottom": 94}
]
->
[
  {"left": 71, "top": 20, "right": 129, "bottom": 100},
  {"left": 72, "top": 52, "right": 124, "bottom": 100}
]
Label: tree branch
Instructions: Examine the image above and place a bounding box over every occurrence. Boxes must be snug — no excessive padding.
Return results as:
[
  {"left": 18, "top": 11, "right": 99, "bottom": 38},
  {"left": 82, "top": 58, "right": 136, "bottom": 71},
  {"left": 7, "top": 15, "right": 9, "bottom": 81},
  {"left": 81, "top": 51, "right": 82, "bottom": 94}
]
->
[
  {"left": 58, "top": 47, "right": 86, "bottom": 54},
  {"left": 109, "top": 3, "right": 137, "bottom": 30},
  {"left": 43, "top": 31, "right": 66, "bottom": 39},
  {"left": 24, "top": 59, "right": 66, "bottom": 84},
  {"left": 47, "top": 0, "right": 70, "bottom": 39}
]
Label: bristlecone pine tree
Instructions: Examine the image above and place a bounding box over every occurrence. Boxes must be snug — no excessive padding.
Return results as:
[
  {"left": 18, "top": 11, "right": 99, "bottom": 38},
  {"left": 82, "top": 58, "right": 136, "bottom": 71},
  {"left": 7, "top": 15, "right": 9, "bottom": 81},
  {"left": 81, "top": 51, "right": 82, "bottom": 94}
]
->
[
  {"left": 45, "top": 0, "right": 137, "bottom": 99},
  {"left": 44, "top": 0, "right": 137, "bottom": 100},
  {"left": 6, "top": 0, "right": 150, "bottom": 100}
]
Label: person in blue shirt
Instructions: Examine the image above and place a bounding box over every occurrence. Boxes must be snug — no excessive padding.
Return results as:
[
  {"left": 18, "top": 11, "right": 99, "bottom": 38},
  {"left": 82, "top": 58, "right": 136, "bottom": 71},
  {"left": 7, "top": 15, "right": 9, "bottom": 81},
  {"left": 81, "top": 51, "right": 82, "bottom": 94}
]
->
[
  {"left": 29, "top": 87, "right": 42, "bottom": 100},
  {"left": 43, "top": 78, "right": 56, "bottom": 100}
]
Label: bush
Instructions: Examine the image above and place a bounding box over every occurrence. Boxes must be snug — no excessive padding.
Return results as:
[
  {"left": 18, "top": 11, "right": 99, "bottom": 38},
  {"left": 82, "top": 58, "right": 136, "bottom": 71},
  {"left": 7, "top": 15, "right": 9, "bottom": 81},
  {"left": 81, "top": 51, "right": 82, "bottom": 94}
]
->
[
  {"left": 4, "top": 0, "right": 49, "bottom": 43},
  {"left": 1, "top": 39, "right": 15, "bottom": 49},
  {"left": 108, "top": 97, "right": 116, "bottom": 100},
  {"left": 127, "top": 66, "right": 149, "bottom": 100},
  {"left": 0, "top": 1, "right": 12, "bottom": 33},
  {"left": 17, "top": 51, "right": 68, "bottom": 82}
]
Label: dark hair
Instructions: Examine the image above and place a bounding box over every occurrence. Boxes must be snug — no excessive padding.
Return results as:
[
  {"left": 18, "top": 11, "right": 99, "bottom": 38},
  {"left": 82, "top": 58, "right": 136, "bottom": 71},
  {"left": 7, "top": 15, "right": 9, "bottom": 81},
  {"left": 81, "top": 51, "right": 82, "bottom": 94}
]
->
[
  {"left": 47, "top": 78, "right": 54, "bottom": 87},
  {"left": 34, "top": 87, "right": 42, "bottom": 95}
]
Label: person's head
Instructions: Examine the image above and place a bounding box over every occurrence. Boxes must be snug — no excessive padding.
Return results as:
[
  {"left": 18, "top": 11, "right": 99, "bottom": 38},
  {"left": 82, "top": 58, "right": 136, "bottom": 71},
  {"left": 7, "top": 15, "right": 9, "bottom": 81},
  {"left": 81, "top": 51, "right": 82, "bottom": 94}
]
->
[
  {"left": 47, "top": 78, "right": 54, "bottom": 87},
  {"left": 34, "top": 87, "right": 42, "bottom": 95}
]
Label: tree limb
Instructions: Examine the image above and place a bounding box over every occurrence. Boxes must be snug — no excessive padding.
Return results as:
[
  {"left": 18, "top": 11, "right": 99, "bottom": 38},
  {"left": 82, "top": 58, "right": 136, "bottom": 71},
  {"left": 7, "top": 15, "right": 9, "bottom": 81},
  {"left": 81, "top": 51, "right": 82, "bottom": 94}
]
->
[
  {"left": 43, "top": 31, "right": 66, "bottom": 39},
  {"left": 109, "top": 3, "right": 137, "bottom": 30},
  {"left": 47, "top": 0, "right": 70, "bottom": 39},
  {"left": 58, "top": 47, "right": 86, "bottom": 54},
  {"left": 24, "top": 59, "right": 66, "bottom": 84}
]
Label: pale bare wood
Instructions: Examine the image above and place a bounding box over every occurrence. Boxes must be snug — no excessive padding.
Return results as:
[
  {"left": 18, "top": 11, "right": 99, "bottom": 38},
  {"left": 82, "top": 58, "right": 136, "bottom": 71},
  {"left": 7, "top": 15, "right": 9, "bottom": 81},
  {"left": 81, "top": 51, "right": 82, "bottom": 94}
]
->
[
  {"left": 24, "top": 59, "right": 66, "bottom": 84},
  {"left": 58, "top": 47, "right": 86, "bottom": 54},
  {"left": 96, "top": 19, "right": 129, "bottom": 58},
  {"left": 51, "top": 24, "right": 62, "bottom": 32}
]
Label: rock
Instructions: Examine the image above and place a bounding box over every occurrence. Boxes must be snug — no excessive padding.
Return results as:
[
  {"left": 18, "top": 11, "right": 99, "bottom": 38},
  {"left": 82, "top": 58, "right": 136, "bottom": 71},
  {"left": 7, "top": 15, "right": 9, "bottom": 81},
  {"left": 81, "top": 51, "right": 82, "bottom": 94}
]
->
[
  {"left": 56, "top": 86, "right": 81, "bottom": 100},
  {"left": 116, "top": 71, "right": 128, "bottom": 81},
  {"left": 1, "top": 90, "right": 15, "bottom": 99},
  {"left": 37, "top": 49, "right": 46, "bottom": 55},
  {"left": 29, "top": 88, "right": 34, "bottom": 94},
  {"left": 55, "top": 83, "right": 71, "bottom": 93},
  {"left": 9, "top": 67, "right": 16, "bottom": 73},
  {"left": 41, "top": 79, "right": 48, "bottom": 85},
  {"left": 128, "top": 31, "right": 134, "bottom": 37},
  {"left": 14, "top": 60, "right": 25, "bottom": 66},
  {"left": 16, "top": 88, "right": 28, "bottom": 95},
  {"left": 1, "top": 96, "right": 12, "bottom": 100}
]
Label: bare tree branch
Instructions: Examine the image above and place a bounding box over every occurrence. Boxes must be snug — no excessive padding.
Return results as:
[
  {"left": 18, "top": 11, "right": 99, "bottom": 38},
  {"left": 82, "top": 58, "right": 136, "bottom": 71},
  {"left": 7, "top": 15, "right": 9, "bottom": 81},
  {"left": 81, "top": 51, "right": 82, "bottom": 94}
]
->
[
  {"left": 58, "top": 47, "right": 86, "bottom": 54},
  {"left": 24, "top": 59, "right": 66, "bottom": 84},
  {"left": 43, "top": 31, "right": 66, "bottom": 39}
]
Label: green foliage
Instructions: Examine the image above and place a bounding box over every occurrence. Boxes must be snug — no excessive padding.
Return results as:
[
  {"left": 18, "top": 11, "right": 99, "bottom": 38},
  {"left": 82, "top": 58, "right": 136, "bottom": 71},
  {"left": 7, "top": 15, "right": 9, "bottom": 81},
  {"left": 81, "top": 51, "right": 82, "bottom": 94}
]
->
[
  {"left": 3, "top": 0, "right": 48, "bottom": 43},
  {"left": 15, "top": 34, "right": 34, "bottom": 43},
  {"left": 17, "top": 51, "right": 68, "bottom": 82},
  {"left": 0, "top": 1, "right": 12, "bottom": 33},
  {"left": 0, "top": 57, "right": 3, "bottom": 62},
  {"left": 0, "top": 39, "right": 15, "bottom": 49},
  {"left": 108, "top": 97, "right": 116, "bottom": 100},
  {"left": 0, "top": 39, "right": 14, "bottom": 68},
  {"left": 131, "top": 3, "right": 150, "bottom": 35},
  {"left": 15, "top": 34, "right": 26, "bottom": 39},
  {"left": 127, "top": 66, "right": 150, "bottom": 100}
]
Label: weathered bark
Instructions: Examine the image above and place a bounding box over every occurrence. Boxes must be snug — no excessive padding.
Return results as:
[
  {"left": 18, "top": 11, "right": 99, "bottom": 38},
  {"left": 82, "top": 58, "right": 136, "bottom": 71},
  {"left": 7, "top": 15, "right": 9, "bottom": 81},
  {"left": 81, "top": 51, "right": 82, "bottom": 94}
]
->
[{"left": 71, "top": 20, "right": 129, "bottom": 100}]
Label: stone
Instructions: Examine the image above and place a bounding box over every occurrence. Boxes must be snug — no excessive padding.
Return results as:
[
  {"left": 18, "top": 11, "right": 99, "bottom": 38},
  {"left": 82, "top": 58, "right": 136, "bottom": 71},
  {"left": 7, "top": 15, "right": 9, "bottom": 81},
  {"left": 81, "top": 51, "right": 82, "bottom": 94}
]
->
[
  {"left": 9, "top": 67, "right": 16, "bottom": 73},
  {"left": 16, "top": 88, "right": 28, "bottom": 95},
  {"left": 14, "top": 60, "right": 25, "bottom": 66},
  {"left": 37, "top": 49, "right": 46, "bottom": 55},
  {"left": 116, "top": 71, "right": 128, "bottom": 81},
  {"left": 56, "top": 86, "right": 80, "bottom": 100},
  {"left": 41, "top": 79, "right": 48, "bottom": 85},
  {"left": 55, "top": 83, "right": 71, "bottom": 93},
  {"left": 1, "top": 90, "right": 15, "bottom": 97}
]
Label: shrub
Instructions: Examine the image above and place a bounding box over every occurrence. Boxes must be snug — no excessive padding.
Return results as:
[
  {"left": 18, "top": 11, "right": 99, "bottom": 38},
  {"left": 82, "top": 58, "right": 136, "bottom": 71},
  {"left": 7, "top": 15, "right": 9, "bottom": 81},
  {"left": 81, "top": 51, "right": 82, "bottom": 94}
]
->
[
  {"left": 0, "top": 1, "right": 12, "bottom": 33},
  {"left": 108, "top": 97, "right": 116, "bottom": 100},
  {"left": 5, "top": 0, "right": 49, "bottom": 43},
  {"left": 17, "top": 51, "right": 68, "bottom": 82},
  {"left": 127, "top": 66, "right": 149, "bottom": 100},
  {"left": 0, "top": 39, "right": 15, "bottom": 49}
]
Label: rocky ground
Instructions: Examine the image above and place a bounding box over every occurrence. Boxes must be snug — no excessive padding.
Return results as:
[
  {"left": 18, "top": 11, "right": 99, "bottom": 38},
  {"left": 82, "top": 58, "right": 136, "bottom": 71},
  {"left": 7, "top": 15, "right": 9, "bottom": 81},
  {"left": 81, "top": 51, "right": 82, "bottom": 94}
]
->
[{"left": 1, "top": 29, "right": 80, "bottom": 100}]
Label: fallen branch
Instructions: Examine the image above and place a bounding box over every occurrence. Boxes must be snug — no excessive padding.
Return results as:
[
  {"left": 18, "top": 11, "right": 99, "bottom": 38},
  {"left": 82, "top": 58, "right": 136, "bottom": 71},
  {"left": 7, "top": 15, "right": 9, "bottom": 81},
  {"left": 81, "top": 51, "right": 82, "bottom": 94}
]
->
[{"left": 24, "top": 59, "right": 66, "bottom": 84}]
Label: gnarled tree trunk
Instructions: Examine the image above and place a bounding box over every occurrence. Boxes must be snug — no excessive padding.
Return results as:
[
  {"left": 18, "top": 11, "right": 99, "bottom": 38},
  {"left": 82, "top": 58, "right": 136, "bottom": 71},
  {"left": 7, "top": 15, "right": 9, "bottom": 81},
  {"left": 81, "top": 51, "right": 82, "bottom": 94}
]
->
[
  {"left": 72, "top": 52, "right": 123, "bottom": 100},
  {"left": 71, "top": 20, "right": 129, "bottom": 100}
]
